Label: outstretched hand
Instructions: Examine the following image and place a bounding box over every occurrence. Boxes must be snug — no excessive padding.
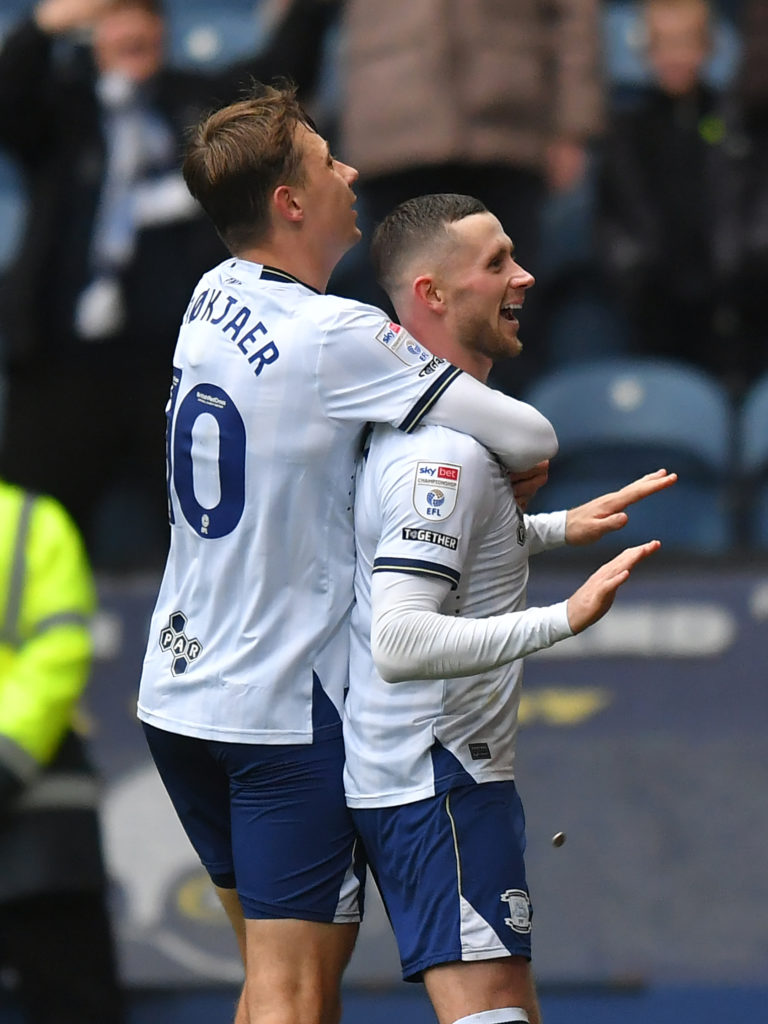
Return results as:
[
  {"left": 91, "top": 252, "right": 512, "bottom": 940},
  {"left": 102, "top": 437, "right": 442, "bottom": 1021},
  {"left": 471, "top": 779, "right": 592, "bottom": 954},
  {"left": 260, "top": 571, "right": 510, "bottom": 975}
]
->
[
  {"left": 567, "top": 539, "right": 661, "bottom": 634},
  {"left": 35, "top": 0, "right": 109, "bottom": 35},
  {"left": 565, "top": 469, "right": 677, "bottom": 546}
]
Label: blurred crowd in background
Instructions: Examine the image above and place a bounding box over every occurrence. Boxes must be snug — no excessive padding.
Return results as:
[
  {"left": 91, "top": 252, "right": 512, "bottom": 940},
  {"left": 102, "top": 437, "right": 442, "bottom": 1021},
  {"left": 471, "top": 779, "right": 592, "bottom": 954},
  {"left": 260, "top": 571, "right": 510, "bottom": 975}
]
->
[{"left": 0, "top": 0, "right": 767, "bottom": 574}]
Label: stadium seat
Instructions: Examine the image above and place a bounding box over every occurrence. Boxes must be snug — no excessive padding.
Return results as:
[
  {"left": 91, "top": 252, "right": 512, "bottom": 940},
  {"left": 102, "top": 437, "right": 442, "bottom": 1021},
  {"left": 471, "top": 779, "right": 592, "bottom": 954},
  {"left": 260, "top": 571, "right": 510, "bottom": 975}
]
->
[
  {"left": 165, "top": 5, "right": 266, "bottom": 71},
  {"left": 523, "top": 357, "right": 736, "bottom": 553},
  {"left": 738, "top": 372, "right": 768, "bottom": 548},
  {"left": 0, "top": 0, "right": 30, "bottom": 46},
  {"left": 542, "top": 272, "right": 633, "bottom": 368}
]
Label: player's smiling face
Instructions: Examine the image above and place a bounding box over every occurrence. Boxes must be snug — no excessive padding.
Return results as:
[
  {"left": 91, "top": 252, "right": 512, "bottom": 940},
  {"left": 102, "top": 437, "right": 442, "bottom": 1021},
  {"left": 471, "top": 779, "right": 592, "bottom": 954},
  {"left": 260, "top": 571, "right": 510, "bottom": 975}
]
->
[
  {"left": 440, "top": 212, "right": 534, "bottom": 376},
  {"left": 294, "top": 124, "right": 361, "bottom": 261}
]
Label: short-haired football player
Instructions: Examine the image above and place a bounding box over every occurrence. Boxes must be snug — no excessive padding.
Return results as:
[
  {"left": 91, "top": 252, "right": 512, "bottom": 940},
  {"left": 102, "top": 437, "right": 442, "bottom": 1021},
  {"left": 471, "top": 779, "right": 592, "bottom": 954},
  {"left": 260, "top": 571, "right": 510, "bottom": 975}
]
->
[
  {"left": 344, "top": 193, "right": 676, "bottom": 1024},
  {"left": 136, "top": 88, "right": 560, "bottom": 1024}
]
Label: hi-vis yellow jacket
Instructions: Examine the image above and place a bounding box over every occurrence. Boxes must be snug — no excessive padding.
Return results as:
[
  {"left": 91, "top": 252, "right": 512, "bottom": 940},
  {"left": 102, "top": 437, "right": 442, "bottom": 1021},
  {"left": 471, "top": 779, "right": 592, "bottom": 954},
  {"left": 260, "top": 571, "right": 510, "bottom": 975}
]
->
[{"left": 0, "top": 480, "right": 106, "bottom": 900}]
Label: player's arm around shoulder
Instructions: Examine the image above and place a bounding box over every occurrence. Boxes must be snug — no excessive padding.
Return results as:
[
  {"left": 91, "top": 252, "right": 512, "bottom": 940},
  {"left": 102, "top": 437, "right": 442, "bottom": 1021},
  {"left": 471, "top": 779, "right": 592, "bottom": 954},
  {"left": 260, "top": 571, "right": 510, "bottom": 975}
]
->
[
  {"left": 422, "top": 373, "right": 559, "bottom": 471},
  {"left": 311, "top": 297, "right": 558, "bottom": 471},
  {"left": 313, "top": 297, "right": 461, "bottom": 427}
]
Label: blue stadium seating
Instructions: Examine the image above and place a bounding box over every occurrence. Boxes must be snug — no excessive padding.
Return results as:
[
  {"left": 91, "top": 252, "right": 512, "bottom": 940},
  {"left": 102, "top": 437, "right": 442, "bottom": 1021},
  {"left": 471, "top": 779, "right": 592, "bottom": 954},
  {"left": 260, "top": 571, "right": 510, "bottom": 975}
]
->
[
  {"left": 165, "top": 4, "right": 267, "bottom": 71},
  {"left": 0, "top": 0, "right": 30, "bottom": 45},
  {"left": 738, "top": 372, "right": 768, "bottom": 548},
  {"left": 523, "top": 357, "right": 736, "bottom": 553},
  {"left": 542, "top": 275, "right": 633, "bottom": 368}
]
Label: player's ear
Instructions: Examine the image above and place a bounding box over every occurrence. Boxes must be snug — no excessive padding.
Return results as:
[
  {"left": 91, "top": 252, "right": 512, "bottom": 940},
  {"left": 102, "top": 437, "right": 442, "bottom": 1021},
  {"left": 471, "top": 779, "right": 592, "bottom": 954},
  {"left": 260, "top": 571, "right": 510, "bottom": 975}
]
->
[
  {"left": 413, "top": 275, "right": 445, "bottom": 314},
  {"left": 273, "top": 184, "right": 304, "bottom": 224}
]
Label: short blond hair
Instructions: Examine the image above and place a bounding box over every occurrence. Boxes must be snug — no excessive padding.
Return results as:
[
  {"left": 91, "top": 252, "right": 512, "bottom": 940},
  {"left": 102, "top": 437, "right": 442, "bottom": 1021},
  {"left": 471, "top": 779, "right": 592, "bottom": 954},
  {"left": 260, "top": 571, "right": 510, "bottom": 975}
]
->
[{"left": 183, "top": 82, "right": 313, "bottom": 253}]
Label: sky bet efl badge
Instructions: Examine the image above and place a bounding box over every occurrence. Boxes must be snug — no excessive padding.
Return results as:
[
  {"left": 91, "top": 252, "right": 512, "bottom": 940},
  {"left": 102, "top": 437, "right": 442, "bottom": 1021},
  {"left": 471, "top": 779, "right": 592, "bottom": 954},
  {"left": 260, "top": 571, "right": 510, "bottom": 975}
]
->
[
  {"left": 413, "top": 462, "right": 461, "bottom": 521},
  {"left": 375, "top": 321, "right": 432, "bottom": 366}
]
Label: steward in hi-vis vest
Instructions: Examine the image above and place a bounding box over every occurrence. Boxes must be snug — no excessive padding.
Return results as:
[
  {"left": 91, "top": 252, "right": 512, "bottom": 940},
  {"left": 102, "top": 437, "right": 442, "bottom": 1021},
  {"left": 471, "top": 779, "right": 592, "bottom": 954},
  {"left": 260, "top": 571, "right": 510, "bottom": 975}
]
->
[{"left": 0, "top": 480, "right": 124, "bottom": 1023}]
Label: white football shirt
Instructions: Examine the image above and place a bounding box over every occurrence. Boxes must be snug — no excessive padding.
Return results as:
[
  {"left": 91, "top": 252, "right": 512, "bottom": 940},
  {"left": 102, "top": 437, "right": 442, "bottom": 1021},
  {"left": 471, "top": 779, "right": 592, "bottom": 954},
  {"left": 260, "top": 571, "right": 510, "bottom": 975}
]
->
[
  {"left": 137, "top": 258, "right": 463, "bottom": 743},
  {"left": 344, "top": 423, "right": 570, "bottom": 807}
]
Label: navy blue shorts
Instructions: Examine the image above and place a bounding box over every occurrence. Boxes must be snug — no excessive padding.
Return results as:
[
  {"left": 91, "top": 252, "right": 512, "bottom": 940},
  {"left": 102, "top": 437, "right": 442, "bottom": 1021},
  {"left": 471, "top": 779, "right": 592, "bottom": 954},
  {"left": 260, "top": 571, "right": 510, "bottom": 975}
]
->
[
  {"left": 142, "top": 722, "right": 364, "bottom": 922},
  {"left": 352, "top": 780, "right": 531, "bottom": 981}
]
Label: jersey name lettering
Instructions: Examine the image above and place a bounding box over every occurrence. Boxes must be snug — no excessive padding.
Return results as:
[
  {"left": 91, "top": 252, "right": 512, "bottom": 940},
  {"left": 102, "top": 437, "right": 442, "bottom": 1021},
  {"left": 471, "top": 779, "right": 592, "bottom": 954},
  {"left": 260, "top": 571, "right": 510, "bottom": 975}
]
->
[{"left": 183, "top": 287, "right": 280, "bottom": 376}]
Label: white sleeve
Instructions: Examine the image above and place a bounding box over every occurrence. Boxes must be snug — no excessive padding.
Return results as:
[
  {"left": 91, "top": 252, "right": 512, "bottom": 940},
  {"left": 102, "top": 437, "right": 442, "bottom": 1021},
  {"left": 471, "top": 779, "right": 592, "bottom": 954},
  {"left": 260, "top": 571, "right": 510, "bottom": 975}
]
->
[
  {"left": 371, "top": 571, "right": 574, "bottom": 684},
  {"left": 316, "top": 303, "right": 464, "bottom": 428},
  {"left": 315, "top": 302, "right": 557, "bottom": 470},
  {"left": 422, "top": 372, "right": 559, "bottom": 472},
  {"left": 525, "top": 510, "right": 568, "bottom": 555}
]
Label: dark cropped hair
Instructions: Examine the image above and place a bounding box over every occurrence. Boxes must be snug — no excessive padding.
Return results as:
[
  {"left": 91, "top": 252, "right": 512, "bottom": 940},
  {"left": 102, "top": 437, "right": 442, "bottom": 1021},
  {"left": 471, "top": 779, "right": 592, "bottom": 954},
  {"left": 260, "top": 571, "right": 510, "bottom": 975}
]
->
[
  {"left": 182, "top": 81, "right": 315, "bottom": 253},
  {"left": 371, "top": 193, "right": 488, "bottom": 297}
]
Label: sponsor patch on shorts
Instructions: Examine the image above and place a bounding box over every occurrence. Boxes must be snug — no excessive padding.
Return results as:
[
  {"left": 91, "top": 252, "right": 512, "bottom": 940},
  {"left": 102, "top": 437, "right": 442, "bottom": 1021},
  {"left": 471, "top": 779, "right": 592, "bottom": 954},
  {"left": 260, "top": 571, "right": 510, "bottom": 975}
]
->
[
  {"left": 500, "top": 889, "right": 532, "bottom": 934},
  {"left": 401, "top": 527, "right": 459, "bottom": 550}
]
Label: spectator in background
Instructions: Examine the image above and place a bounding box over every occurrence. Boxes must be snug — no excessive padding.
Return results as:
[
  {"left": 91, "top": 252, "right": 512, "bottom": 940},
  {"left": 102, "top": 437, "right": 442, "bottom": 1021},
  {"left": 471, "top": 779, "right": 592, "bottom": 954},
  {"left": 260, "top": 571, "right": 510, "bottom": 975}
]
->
[
  {"left": 731, "top": 0, "right": 768, "bottom": 323},
  {"left": 0, "top": 0, "right": 332, "bottom": 572},
  {"left": 739, "top": 0, "right": 768, "bottom": 110},
  {"left": 597, "top": 0, "right": 768, "bottom": 395},
  {"left": 0, "top": 475, "right": 124, "bottom": 1023},
  {"left": 329, "top": 0, "right": 605, "bottom": 395}
]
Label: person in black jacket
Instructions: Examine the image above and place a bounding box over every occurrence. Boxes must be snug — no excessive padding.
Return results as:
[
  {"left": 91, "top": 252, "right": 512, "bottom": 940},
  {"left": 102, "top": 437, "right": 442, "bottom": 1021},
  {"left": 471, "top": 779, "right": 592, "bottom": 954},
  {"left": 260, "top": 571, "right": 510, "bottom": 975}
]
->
[
  {"left": 597, "top": 0, "right": 768, "bottom": 395},
  {"left": 0, "top": 0, "right": 331, "bottom": 571}
]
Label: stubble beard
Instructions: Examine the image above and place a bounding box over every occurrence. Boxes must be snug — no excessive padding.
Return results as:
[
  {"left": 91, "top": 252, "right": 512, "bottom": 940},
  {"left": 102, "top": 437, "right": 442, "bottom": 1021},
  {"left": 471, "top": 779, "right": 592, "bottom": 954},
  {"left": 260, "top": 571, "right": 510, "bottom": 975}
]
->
[
  {"left": 452, "top": 305, "right": 524, "bottom": 374},
  {"left": 473, "top": 321, "right": 523, "bottom": 364}
]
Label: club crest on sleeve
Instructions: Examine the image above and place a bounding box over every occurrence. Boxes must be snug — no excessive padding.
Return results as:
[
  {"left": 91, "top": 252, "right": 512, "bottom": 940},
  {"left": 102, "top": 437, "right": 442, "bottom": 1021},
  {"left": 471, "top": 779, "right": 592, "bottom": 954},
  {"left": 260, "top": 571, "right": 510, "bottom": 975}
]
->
[
  {"left": 413, "top": 462, "right": 461, "bottom": 521},
  {"left": 375, "top": 321, "right": 431, "bottom": 366}
]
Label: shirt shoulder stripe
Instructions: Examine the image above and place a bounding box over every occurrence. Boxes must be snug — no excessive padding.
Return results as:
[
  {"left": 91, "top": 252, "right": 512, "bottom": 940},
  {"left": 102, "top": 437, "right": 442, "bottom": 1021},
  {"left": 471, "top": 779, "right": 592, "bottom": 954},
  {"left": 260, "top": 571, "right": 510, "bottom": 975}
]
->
[{"left": 399, "top": 366, "right": 463, "bottom": 433}]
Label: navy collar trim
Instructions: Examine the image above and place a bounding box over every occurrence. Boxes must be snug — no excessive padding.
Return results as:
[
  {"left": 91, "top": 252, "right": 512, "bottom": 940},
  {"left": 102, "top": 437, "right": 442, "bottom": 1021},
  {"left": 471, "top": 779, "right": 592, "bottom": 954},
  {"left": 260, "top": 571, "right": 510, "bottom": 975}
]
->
[{"left": 260, "top": 265, "right": 321, "bottom": 294}]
